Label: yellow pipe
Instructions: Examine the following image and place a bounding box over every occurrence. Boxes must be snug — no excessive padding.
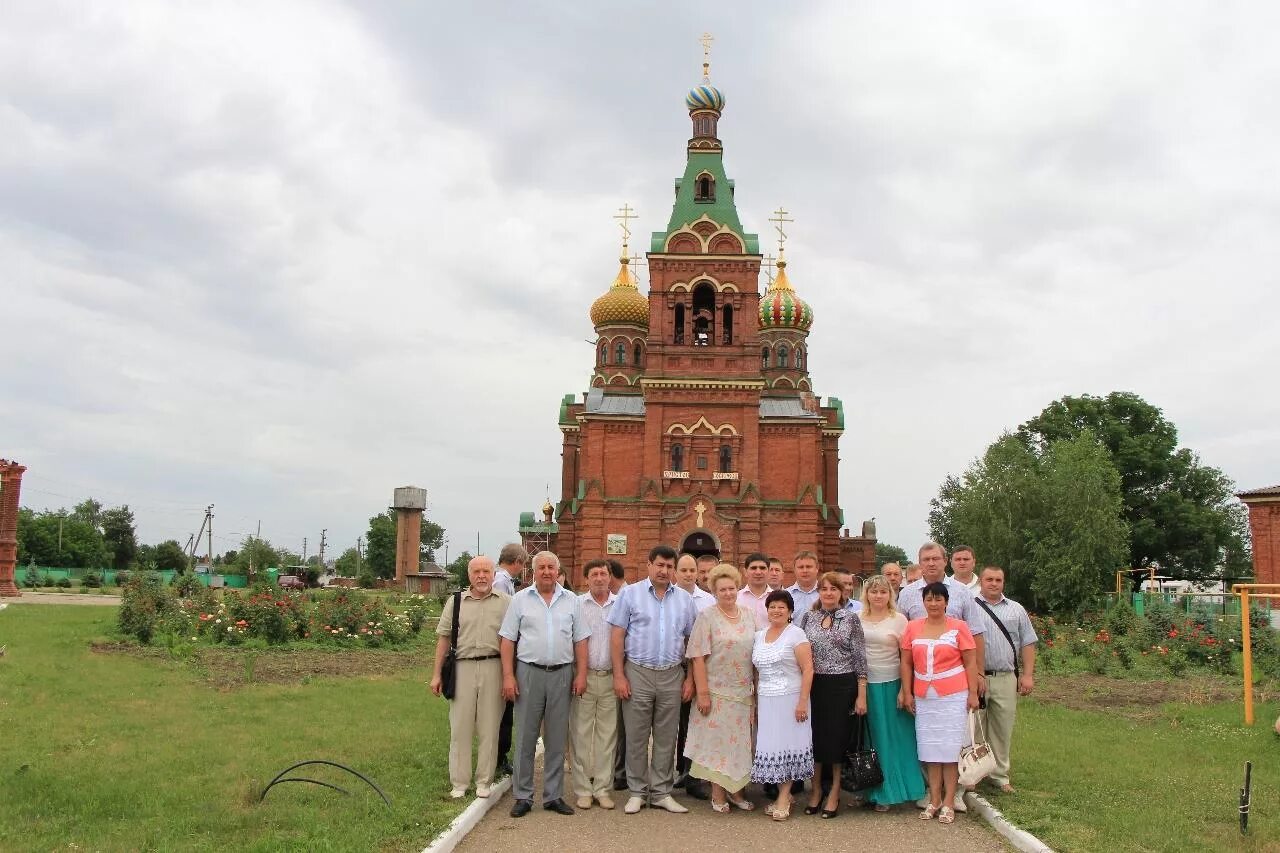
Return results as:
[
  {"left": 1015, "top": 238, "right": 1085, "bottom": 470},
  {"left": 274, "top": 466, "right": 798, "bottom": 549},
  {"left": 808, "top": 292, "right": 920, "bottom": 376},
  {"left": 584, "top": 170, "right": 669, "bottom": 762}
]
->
[{"left": 1242, "top": 588, "right": 1253, "bottom": 726}]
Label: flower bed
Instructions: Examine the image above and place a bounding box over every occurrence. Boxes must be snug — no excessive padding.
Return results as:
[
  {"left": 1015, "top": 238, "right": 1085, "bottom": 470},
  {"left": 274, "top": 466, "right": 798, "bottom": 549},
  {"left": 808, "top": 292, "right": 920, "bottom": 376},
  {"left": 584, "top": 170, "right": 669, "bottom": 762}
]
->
[
  {"left": 118, "top": 575, "right": 435, "bottom": 647},
  {"left": 1033, "top": 599, "right": 1278, "bottom": 680}
]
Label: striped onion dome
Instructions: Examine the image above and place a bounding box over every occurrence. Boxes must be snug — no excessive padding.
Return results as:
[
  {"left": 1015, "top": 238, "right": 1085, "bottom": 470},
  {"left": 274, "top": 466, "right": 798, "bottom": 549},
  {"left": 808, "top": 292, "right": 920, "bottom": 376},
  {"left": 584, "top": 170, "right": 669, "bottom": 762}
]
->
[
  {"left": 685, "top": 84, "right": 725, "bottom": 113},
  {"left": 590, "top": 257, "right": 649, "bottom": 328},
  {"left": 759, "top": 259, "right": 813, "bottom": 330}
]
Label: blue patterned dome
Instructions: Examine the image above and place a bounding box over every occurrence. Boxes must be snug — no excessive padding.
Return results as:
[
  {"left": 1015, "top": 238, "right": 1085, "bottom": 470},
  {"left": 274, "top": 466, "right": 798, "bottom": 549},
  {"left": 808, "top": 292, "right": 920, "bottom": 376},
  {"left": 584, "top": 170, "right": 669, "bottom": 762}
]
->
[{"left": 685, "top": 85, "right": 725, "bottom": 113}]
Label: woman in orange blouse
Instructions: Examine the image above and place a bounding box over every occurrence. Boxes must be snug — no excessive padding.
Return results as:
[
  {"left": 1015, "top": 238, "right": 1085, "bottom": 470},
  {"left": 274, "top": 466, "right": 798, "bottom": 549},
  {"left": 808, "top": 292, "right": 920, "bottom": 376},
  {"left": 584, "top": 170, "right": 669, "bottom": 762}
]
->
[{"left": 898, "top": 581, "right": 979, "bottom": 824}]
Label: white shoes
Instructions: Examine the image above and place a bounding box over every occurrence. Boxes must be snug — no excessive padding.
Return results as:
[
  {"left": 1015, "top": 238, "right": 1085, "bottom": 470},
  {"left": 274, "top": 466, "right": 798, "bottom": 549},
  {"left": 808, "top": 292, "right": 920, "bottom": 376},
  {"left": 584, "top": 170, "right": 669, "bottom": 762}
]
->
[
  {"left": 624, "top": 796, "right": 645, "bottom": 814},
  {"left": 476, "top": 785, "right": 491, "bottom": 799},
  {"left": 450, "top": 787, "right": 467, "bottom": 799},
  {"left": 651, "top": 795, "right": 689, "bottom": 813}
]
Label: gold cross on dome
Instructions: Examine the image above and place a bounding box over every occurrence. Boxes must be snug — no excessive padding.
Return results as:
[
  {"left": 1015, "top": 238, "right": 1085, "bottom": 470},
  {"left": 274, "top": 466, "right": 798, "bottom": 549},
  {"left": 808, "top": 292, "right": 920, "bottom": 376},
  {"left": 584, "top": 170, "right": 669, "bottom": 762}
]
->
[
  {"left": 614, "top": 203, "right": 637, "bottom": 250},
  {"left": 700, "top": 33, "right": 715, "bottom": 81},
  {"left": 694, "top": 500, "right": 707, "bottom": 527},
  {"left": 761, "top": 253, "right": 776, "bottom": 285},
  {"left": 769, "top": 207, "right": 793, "bottom": 255}
]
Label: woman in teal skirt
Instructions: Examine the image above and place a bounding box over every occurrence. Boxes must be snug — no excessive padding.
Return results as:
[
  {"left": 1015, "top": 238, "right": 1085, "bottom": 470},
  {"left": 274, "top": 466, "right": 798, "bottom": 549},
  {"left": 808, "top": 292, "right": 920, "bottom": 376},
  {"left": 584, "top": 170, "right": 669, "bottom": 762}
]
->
[{"left": 857, "top": 575, "right": 925, "bottom": 809}]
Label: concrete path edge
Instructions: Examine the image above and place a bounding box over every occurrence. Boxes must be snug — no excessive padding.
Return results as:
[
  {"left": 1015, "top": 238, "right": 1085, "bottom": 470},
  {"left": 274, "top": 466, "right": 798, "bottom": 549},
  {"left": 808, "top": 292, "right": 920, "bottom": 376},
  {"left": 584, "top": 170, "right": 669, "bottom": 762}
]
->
[
  {"left": 964, "top": 791, "right": 1054, "bottom": 853},
  {"left": 421, "top": 741, "right": 542, "bottom": 853}
]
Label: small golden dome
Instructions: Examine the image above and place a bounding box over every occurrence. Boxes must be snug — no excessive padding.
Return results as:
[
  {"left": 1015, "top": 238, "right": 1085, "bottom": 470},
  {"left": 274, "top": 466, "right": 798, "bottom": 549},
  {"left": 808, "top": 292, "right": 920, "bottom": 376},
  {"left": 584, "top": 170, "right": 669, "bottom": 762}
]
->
[{"left": 590, "top": 257, "right": 649, "bottom": 328}]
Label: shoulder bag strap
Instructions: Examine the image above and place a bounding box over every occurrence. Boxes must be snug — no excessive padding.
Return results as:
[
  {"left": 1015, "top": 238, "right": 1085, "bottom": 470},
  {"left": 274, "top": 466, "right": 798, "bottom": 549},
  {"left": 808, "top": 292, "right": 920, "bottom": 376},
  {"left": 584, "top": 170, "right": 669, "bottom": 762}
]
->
[
  {"left": 974, "top": 597, "right": 1019, "bottom": 679},
  {"left": 449, "top": 590, "right": 462, "bottom": 653}
]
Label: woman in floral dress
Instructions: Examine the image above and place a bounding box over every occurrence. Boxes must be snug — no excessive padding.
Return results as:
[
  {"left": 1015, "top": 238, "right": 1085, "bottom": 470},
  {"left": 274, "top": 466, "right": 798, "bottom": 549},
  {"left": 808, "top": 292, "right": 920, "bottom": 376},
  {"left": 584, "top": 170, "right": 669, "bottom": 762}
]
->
[{"left": 685, "top": 563, "right": 758, "bottom": 812}]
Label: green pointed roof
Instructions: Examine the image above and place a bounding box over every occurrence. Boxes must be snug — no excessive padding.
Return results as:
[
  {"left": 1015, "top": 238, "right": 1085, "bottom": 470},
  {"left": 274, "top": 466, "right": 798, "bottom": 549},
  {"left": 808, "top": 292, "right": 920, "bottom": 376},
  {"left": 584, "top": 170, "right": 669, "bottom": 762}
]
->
[{"left": 650, "top": 151, "right": 759, "bottom": 253}]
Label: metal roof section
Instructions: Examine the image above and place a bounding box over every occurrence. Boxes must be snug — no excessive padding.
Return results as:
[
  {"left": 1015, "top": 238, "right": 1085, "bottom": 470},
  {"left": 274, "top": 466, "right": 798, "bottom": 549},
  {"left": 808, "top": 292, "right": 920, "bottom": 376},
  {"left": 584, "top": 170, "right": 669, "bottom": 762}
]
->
[
  {"left": 759, "top": 397, "right": 820, "bottom": 418},
  {"left": 585, "top": 388, "right": 647, "bottom": 415}
]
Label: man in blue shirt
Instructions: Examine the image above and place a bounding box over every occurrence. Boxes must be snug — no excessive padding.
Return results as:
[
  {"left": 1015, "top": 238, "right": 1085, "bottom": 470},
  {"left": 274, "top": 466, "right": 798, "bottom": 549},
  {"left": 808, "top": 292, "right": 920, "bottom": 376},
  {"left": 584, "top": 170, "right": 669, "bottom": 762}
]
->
[
  {"left": 500, "top": 551, "right": 590, "bottom": 817},
  {"left": 609, "top": 544, "right": 697, "bottom": 814}
]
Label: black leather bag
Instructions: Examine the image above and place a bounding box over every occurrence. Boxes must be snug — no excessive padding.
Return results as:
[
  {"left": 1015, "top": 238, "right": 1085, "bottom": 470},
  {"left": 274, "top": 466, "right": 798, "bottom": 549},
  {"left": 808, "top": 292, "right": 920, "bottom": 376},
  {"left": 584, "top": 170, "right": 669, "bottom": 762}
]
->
[
  {"left": 440, "top": 591, "right": 461, "bottom": 700},
  {"left": 841, "top": 714, "right": 884, "bottom": 792}
]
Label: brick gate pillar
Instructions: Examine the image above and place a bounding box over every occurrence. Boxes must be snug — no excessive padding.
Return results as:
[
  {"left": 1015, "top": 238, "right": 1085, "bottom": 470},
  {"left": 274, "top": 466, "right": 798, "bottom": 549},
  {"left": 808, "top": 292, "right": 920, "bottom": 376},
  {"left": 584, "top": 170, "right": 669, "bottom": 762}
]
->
[
  {"left": 0, "top": 459, "right": 26, "bottom": 597},
  {"left": 1240, "top": 486, "right": 1280, "bottom": 610}
]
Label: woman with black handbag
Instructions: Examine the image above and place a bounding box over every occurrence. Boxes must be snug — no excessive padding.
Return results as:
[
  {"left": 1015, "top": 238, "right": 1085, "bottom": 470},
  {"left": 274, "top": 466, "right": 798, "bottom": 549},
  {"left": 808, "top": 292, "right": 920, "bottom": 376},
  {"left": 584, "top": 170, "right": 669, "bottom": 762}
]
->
[
  {"left": 800, "top": 572, "right": 868, "bottom": 819},
  {"left": 857, "top": 574, "right": 925, "bottom": 811}
]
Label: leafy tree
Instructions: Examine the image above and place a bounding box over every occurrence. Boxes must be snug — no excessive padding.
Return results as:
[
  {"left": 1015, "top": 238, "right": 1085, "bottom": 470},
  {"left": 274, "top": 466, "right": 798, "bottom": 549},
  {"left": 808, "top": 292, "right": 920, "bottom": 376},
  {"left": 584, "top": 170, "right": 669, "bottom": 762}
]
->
[
  {"left": 1019, "top": 392, "right": 1250, "bottom": 580},
  {"left": 16, "top": 508, "right": 108, "bottom": 569},
  {"left": 874, "top": 542, "right": 909, "bottom": 569},
  {"left": 230, "top": 537, "right": 282, "bottom": 577},
  {"left": 929, "top": 430, "right": 1129, "bottom": 614},
  {"left": 152, "top": 540, "right": 189, "bottom": 572},
  {"left": 446, "top": 551, "right": 474, "bottom": 588},
  {"left": 364, "top": 511, "right": 447, "bottom": 580},
  {"left": 334, "top": 547, "right": 360, "bottom": 576},
  {"left": 100, "top": 506, "right": 138, "bottom": 571},
  {"left": 72, "top": 498, "right": 104, "bottom": 531}
]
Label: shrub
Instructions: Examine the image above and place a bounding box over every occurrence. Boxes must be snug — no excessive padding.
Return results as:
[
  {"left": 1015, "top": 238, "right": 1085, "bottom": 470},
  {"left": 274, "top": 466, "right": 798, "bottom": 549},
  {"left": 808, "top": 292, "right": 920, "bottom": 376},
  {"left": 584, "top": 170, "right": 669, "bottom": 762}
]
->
[
  {"left": 119, "top": 575, "right": 178, "bottom": 644},
  {"left": 356, "top": 570, "right": 376, "bottom": 590},
  {"left": 55, "top": 577, "right": 72, "bottom": 589},
  {"left": 114, "top": 571, "right": 130, "bottom": 587},
  {"left": 1103, "top": 600, "right": 1141, "bottom": 637},
  {"left": 404, "top": 595, "right": 431, "bottom": 634},
  {"left": 82, "top": 571, "right": 103, "bottom": 589}
]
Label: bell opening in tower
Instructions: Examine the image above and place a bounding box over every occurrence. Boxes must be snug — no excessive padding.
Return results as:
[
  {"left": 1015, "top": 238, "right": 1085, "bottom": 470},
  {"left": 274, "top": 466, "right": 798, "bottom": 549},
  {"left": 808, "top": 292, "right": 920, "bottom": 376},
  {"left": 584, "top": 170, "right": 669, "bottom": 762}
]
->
[{"left": 691, "top": 281, "right": 716, "bottom": 346}]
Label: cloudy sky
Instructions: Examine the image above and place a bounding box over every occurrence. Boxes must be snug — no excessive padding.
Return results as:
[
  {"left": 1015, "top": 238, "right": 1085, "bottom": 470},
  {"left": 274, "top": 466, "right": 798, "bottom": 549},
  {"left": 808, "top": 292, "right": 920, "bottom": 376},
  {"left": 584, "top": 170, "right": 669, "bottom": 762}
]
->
[{"left": 4, "top": 1, "right": 1278, "bottom": 564}]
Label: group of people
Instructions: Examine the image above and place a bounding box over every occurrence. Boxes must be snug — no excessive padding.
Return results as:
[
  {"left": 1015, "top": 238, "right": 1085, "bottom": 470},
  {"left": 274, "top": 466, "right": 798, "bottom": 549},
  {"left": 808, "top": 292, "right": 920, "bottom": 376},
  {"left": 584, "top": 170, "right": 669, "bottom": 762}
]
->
[{"left": 431, "top": 540, "right": 1038, "bottom": 826}]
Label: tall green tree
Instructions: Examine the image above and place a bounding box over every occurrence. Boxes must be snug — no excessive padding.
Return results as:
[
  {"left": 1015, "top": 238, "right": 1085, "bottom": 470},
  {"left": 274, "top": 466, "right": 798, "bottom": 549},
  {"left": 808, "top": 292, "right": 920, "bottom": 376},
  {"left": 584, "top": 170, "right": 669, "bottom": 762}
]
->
[
  {"left": 929, "top": 430, "right": 1129, "bottom": 614},
  {"left": 230, "top": 537, "right": 282, "bottom": 576},
  {"left": 16, "top": 508, "right": 108, "bottom": 569},
  {"left": 152, "top": 540, "right": 189, "bottom": 572},
  {"left": 363, "top": 511, "right": 447, "bottom": 580},
  {"left": 334, "top": 547, "right": 360, "bottom": 576},
  {"left": 72, "top": 498, "right": 104, "bottom": 531},
  {"left": 874, "top": 542, "right": 909, "bottom": 569},
  {"left": 100, "top": 506, "right": 138, "bottom": 571},
  {"left": 1019, "top": 392, "right": 1250, "bottom": 580},
  {"left": 446, "top": 551, "right": 474, "bottom": 588}
]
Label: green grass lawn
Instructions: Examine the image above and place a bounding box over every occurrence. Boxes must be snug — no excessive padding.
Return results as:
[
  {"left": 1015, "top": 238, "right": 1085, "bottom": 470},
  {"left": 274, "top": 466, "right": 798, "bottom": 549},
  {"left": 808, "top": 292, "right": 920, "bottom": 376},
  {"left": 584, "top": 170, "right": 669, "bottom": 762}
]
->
[
  {"left": 990, "top": 674, "right": 1280, "bottom": 852},
  {"left": 0, "top": 604, "right": 464, "bottom": 852}
]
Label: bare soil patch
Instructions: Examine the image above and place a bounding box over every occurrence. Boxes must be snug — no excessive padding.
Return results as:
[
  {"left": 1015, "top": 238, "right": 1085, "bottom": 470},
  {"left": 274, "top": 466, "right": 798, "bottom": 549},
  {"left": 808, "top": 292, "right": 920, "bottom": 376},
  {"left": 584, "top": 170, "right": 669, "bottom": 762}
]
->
[
  {"left": 1037, "top": 672, "right": 1246, "bottom": 719},
  {"left": 91, "top": 641, "right": 425, "bottom": 688}
]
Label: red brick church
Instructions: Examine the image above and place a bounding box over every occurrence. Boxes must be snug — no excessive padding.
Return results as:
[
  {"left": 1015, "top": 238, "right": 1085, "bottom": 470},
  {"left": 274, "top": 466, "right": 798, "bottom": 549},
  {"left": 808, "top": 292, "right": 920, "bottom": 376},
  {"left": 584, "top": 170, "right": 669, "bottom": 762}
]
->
[{"left": 521, "top": 55, "right": 875, "bottom": 587}]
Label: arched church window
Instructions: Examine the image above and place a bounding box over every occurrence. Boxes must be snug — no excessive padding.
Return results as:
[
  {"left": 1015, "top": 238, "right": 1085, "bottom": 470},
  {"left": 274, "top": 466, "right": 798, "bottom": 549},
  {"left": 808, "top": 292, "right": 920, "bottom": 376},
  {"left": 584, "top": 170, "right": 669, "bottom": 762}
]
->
[
  {"left": 615, "top": 342, "right": 626, "bottom": 365},
  {"left": 695, "top": 173, "right": 715, "bottom": 202},
  {"left": 691, "top": 282, "right": 716, "bottom": 346},
  {"left": 674, "top": 304, "right": 685, "bottom": 345},
  {"left": 795, "top": 347, "right": 804, "bottom": 369},
  {"left": 777, "top": 344, "right": 789, "bottom": 369},
  {"left": 633, "top": 342, "right": 643, "bottom": 366},
  {"left": 671, "top": 443, "right": 684, "bottom": 472},
  {"left": 598, "top": 343, "right": 606, "bottom": 366},
  {"left": 721, "top": 305, "right": 733, "bottom": 344},
  {"left": 719, "top": 444, "right": 732, "bottom": 473},
  {"left": 761, "top": 346, "right": 770, "bottom": 369}
]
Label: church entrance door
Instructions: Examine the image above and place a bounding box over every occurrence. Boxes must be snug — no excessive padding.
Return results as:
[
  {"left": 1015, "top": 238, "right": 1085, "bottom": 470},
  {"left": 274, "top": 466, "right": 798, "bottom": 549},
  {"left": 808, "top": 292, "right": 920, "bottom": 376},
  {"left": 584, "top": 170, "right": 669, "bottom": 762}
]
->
[{"left": 680, "top": 530, "right": 719, "bottom": 560}]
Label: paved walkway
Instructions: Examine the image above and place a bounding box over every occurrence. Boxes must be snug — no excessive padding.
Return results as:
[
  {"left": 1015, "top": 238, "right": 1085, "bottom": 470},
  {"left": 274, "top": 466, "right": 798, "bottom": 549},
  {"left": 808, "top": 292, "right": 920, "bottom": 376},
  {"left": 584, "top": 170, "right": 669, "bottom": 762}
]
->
[
  {"left": 456, "top": 765, "right": 1007, "bottom": 852},
  {"left": 3, "top": 592, "right": 121, "bottom": 606}
]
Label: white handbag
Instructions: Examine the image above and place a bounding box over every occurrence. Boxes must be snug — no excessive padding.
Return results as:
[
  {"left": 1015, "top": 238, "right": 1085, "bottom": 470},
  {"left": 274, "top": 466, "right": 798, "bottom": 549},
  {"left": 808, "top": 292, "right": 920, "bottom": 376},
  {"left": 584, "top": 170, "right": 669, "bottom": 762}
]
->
[{"left": 958, "top": 710, "right": 997, "bottom": 786}]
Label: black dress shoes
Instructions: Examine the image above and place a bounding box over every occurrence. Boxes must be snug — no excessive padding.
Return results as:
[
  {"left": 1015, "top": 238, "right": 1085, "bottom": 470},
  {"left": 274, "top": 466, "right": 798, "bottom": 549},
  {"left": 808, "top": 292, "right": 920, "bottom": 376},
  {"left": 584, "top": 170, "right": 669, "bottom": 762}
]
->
[
  {"left": 543, "top": 798, "right": 575, "bottom": 815},
  {"left": 684, "top": 779, "right": 710, "bottom": 800},
  {"left": 496, "top": 760, "right": 513, "bottom": 778},
  {"left": 613, "top": 775, "right": 628, "bottom": 791},
  {"left": 510, "top": 799, "right": 533, "bottom": 818}
]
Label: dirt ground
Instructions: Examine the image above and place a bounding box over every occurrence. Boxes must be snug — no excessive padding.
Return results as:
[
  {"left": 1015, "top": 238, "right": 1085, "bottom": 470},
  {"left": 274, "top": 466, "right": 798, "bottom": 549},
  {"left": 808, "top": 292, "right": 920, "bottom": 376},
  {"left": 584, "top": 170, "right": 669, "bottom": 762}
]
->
[{"left": 5, "top": 591, "right": 122, "bottom": 606}]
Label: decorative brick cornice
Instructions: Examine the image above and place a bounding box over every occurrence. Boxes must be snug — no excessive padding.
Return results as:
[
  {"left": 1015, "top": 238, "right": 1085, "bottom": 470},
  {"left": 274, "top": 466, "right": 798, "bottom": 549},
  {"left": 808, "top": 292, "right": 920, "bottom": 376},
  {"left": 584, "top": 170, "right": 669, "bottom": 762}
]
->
[{"left": 641, "top": 378, "right": 766, "bottom": 391}]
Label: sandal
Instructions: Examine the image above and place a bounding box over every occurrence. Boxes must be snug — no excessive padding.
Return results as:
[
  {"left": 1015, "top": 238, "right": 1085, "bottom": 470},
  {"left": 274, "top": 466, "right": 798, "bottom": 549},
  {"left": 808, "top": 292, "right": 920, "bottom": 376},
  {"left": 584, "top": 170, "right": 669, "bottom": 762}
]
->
[
  {"left": 919, "top": 803, "right": 938, "bottom": 820},
  {"left": 726, "top": 794, "right": 755, "bottom": 811},
  {"left": 710, "top": 799, "right": 730, "bottom": 813},
  {"left": 874, "top": 803, "right": 891, "bottom": 813},
  {"left": 938, "top": 806, "right": 955, "bottom": 825},
  {"left": 820, "top": 808, "right": 839, "bottom": 819},
  {"left": 771, "top": 803, "right": 791, "bottom": 821}
]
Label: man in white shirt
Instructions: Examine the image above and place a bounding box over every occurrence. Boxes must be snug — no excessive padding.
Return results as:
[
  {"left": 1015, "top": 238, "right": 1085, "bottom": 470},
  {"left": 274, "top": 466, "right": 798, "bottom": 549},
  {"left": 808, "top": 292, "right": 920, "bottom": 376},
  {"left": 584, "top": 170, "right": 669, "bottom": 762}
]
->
[
  {"left": 786, "top": 551, "right": 822, "bottom": 624},
  {"left": 571, "top": 559, "right": 620, "bottom": 810},
  {"left": 737, "top": 553, "right": 772, "bottom": 625},
  {"left": 836, "top": 568, "right": 863, "bottom": 613},
  {"left": 493, "top": 543, "right": 528, "bottom": 597},
  {"left": 949, "top": 545, "right": 980, "bottom": 592}
]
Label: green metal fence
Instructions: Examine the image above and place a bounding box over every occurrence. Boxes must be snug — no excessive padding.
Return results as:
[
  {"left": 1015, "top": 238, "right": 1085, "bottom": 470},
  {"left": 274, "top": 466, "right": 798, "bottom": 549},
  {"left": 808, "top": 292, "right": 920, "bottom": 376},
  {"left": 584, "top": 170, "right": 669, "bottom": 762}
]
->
[
  {"left": 18, "top": 566, "right": 246, "bottom": 588},
  {"left": 1102, "top": 592, "right": 1271, "bottom": 619}
]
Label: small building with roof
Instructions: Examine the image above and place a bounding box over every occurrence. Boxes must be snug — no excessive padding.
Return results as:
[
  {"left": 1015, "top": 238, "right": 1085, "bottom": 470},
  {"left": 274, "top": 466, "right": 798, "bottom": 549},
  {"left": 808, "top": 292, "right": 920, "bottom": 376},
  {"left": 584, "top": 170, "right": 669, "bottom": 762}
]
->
[{"left": 1239, "top": 484, "right": 1280, "bottom": 609}]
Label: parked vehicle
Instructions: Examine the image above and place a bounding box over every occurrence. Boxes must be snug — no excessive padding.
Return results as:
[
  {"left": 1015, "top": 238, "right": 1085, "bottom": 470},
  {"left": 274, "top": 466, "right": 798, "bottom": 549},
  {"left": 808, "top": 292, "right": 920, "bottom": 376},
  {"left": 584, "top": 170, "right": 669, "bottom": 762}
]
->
[{"left": 277, "top": 575, "right": 306, "bottom": 591}]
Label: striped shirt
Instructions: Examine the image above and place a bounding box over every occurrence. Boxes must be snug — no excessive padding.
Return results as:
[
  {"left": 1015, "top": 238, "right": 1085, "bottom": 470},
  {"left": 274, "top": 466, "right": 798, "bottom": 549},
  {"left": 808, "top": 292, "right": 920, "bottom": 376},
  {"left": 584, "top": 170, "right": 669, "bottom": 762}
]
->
[
  {"left": 607, "top": 578, "right": 696, "bottom": 668},
  {"left": 972, "top": 594, "right": 1037, "bottom": 672},
  {"left": 578, "top": 591, "right": 617, "bottom": 671}
]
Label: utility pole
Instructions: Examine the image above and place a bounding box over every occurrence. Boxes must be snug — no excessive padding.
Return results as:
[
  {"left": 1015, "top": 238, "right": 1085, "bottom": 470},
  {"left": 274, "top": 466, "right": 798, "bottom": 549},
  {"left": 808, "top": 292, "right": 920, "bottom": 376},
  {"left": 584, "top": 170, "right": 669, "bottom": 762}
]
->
[
  {"left": 206, "top": 505, "right": 214, "bottom": 570},
  {"left": 248, "top": 519, "right": 261, "bottom": 580},
  {"left": 318, "top": 529, "right": 327, "bottom": 568},
  {"left": 301, "top": 537, "right": 307, "bottom": 566},
  {"left": 356, "top": 537, "right": 362, "bottom": 576}
]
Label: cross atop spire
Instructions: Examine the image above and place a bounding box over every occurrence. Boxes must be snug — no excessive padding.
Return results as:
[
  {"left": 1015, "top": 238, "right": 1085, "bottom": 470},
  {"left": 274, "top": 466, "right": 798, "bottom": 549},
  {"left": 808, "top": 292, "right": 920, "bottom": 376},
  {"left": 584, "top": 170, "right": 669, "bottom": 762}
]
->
[
  {"left": 769, "top": 206, "right": 793, "bottom": 257},
  {"left": 700, "top": 32, "right": 714, "bottom": 82},
  {"left": 614, "top": 203, "right": 637, "bottom": 254}
]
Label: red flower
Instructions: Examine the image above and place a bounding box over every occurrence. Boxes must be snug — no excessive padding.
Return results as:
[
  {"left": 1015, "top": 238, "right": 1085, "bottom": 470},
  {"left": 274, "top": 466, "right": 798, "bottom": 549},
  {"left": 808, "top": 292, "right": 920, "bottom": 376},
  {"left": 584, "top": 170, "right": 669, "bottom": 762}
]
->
[{"left": 1168, "top": 629, "right": 1178, "bottom": 639}]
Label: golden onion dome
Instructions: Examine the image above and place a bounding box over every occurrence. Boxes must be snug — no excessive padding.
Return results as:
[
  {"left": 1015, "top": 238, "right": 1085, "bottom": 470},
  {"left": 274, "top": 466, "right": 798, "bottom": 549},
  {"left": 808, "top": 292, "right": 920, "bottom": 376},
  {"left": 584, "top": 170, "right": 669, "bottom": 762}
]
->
[
  {"left": 759, "top": 258, "right": 813, "bottom": 331},
  {"left": 589, "top": 257, "right": 649, "bottom": 328}
]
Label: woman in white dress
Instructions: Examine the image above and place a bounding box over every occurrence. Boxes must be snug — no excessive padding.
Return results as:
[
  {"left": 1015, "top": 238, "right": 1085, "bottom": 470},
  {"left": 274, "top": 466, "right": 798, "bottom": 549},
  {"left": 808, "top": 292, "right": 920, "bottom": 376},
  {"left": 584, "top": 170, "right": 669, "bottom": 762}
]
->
[{"left": 751, "top": 590, "right": 814, "bottom": 821}]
